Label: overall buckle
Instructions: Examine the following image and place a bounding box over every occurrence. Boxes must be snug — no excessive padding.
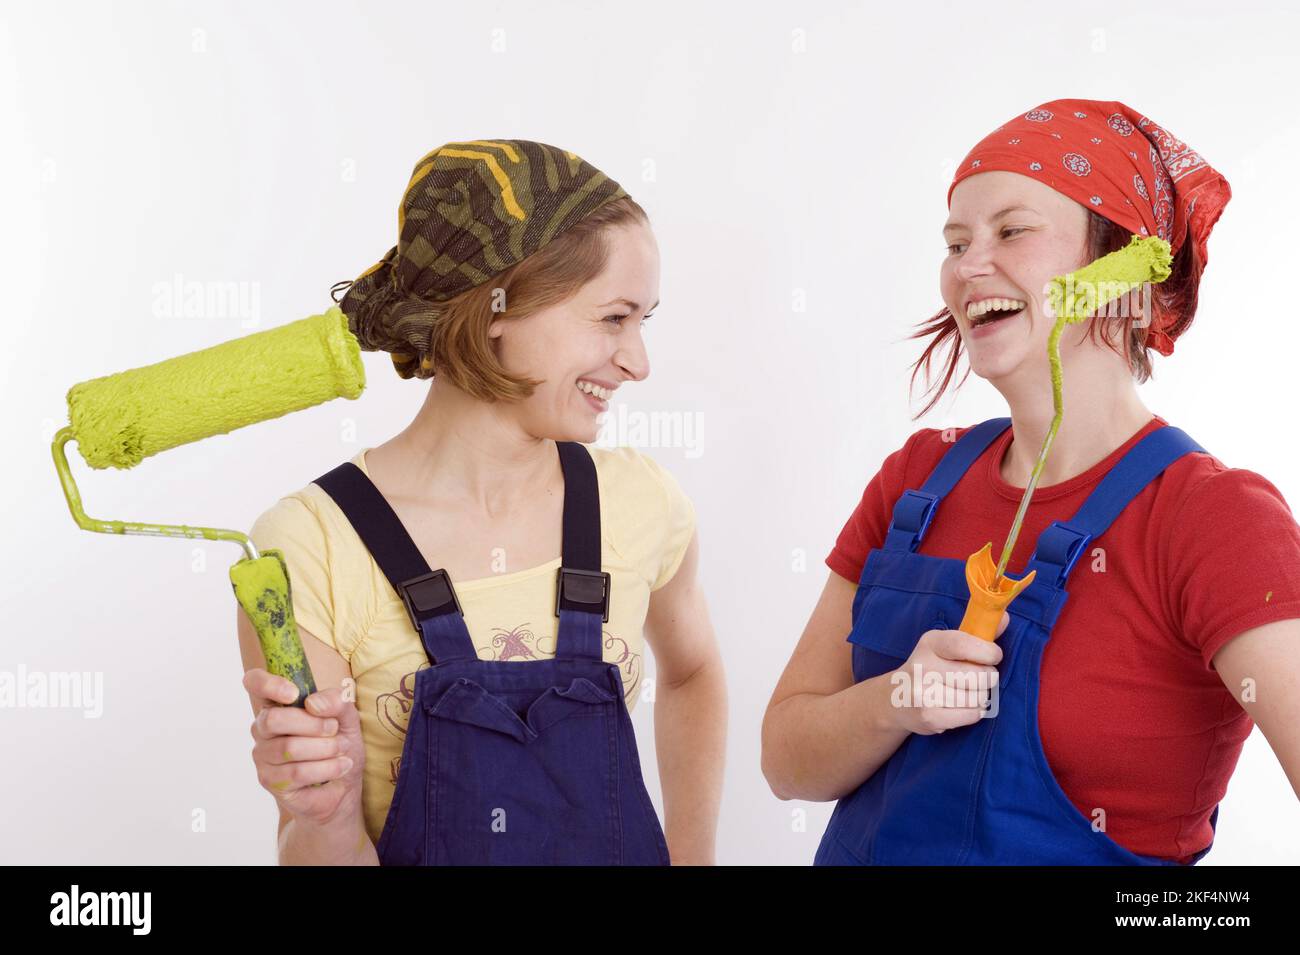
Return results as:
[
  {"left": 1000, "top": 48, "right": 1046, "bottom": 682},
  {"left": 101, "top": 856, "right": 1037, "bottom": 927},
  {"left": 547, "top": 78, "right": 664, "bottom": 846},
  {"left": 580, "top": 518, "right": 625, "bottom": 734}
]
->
[
  {"left": 397, "top": 568, "right": 463, "bottom": 632},
  {"left": 885, "top": 489, "right": 940, "bottom": 552},
  {"left": 555, "top": 567, "right": 611, "bottom": 622},
  {"left": 1032, "top": 522, "right": 1093, "bottom": 589}
]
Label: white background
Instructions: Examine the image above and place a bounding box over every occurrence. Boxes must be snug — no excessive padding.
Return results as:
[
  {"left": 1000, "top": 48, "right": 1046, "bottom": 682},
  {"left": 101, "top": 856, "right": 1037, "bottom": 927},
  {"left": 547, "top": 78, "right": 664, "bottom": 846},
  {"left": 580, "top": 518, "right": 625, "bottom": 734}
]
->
[{"left": 2, "top": 0, "right": 1297, "bottom": 865}]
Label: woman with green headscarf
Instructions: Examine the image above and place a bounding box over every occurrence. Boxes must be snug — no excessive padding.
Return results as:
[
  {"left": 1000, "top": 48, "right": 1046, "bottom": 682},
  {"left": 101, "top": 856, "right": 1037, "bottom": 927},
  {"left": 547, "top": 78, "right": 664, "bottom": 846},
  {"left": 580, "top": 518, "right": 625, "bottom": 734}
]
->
[{"left": 236, "top": 140, "right": 725, "bottom": 865}]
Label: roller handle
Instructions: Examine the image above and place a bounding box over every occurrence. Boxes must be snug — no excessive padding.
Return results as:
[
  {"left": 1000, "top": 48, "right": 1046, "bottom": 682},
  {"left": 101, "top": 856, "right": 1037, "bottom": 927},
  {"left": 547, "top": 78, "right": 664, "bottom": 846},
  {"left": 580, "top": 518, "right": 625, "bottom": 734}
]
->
[
  {"left": 229, "top": 550, "right": 317, "bottom": 707},
  {"left": 959, "top": 542, "right": 1037, "bottom": 642},
  {"left": 959, "top": 592, "right": 1011, "bottom": 642}
]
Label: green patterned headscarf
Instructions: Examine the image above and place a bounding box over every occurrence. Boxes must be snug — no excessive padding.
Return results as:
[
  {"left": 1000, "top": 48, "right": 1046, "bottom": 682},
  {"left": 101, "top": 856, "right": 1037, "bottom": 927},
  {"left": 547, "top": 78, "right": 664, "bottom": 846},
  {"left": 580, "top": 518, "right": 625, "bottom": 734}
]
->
[{"left": 332, "top": 139, "right": 629, "bottom": 379}]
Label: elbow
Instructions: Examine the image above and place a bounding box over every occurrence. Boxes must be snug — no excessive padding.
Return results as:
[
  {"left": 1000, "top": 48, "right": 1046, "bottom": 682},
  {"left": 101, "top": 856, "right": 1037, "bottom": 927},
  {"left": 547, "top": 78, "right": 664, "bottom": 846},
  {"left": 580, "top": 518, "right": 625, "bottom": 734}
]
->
[
  {"left": 761, "top": 718, "right": 846, "bottom": 803},
  {"left": 759, "top": 713, "right": 799, "bottom": 802},
  {"left": 759, "top": 738, "right": 785, "bottom": 800},
  {"left": 762, "top": 697, "right": 850, "bottom": 803},
  {"left": 762, "top": 755, "right": 834, "bottom": 803},
  {"left": 760, "top": 750, "right": 793, "bottom": 802}
]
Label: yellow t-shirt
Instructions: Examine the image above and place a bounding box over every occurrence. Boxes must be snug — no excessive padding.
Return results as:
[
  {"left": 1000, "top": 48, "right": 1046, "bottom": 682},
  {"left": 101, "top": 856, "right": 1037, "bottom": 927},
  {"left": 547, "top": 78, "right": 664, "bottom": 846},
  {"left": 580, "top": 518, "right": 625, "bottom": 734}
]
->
[{"left": 248, "top": 443, "right": 696, "bottom": 846}]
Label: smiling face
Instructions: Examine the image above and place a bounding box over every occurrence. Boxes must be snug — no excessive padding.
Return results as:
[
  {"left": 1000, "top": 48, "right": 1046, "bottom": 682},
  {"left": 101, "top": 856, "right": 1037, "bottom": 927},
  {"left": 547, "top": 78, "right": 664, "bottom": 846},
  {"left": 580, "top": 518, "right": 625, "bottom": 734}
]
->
[
  {"left": 941, "top": 171, "right": 1093, "bottom": 385},
  {"left": 488, "top": 221, "right": 659, "bottom": 443}
]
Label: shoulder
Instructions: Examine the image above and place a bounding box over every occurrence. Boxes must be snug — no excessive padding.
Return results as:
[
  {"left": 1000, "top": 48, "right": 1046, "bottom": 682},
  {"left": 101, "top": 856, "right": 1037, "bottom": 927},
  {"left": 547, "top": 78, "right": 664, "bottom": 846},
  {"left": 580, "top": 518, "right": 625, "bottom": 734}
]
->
[
  {"left": 1160, "top": 450, "right": 1297, "bottom": 527},
  {"left": 586, "top": 445, "right": 697, "bottom": 589},
  {"left": 247, "top": 450, "right": 375, "bottom": 571},
  {"left": 588, "top": 444, "right": 693, "bottom": 508},
  {"left": 1134, "top": 416, "right": 1294, "bottom": 519},
  {"left": 844, "top": 418, "right": 1005, "bottom": 523},
  {"left": 247, "top": 479, "right": 349, "bottom": 589},
  {"left": 824, "top": 424, "right": 966, "bottom": 583},
  {"left": 871, "top": 423, "right": 981, "bottom": 490},
  {"left": 833, "top": 425, "right": 958, "bottom": 525},
  {"left": 1151, "top": 444, "right": 1300, "bottom": 665},
  {"left": 253, "top": 449, "right": 373, "bottom": 539},
  {"left": 250, "top": 488, "right": 328, "bottom": 543},
  {"left": 250, "top": 455, "right": 365, "bottom": 545}
]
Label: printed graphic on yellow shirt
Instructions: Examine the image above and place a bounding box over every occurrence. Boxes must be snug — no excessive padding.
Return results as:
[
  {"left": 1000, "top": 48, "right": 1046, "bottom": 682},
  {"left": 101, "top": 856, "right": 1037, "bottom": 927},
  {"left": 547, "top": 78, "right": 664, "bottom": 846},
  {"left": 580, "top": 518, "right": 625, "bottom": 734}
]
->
[{"left": 374, "top": 622, "right": 643, "bottom": 785}]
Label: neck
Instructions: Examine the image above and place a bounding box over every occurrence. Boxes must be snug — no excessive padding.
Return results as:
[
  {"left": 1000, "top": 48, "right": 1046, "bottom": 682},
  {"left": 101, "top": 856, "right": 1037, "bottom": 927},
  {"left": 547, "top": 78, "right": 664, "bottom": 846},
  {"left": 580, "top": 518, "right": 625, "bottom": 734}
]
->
[
  {"left": 376, "top": 378, "right": 560, "bottom": 513},
  {"left": 994, "top": 345, "right": 1153, "bottom": 489}
]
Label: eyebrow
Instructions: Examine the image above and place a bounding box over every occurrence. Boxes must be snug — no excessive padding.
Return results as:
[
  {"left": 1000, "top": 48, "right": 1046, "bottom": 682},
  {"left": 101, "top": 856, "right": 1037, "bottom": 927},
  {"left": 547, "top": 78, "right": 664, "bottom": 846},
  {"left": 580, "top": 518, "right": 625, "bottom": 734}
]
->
[
  {"left": 599, "top": 297, "right": 660, "bottom": 312},
  {"left": 943, "top": 205, "right": 1038, "bottom": 235}
]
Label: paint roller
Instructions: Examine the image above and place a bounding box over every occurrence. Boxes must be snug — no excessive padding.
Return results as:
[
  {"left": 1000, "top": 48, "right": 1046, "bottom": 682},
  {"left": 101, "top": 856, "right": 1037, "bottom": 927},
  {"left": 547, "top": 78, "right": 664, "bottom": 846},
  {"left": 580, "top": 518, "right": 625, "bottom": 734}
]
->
[
  {"left": 958, "top": 234, "right": 1173, "bottom": 640},
  {"left": 52, "top": 305, "right": 366, "bottom": 706}
]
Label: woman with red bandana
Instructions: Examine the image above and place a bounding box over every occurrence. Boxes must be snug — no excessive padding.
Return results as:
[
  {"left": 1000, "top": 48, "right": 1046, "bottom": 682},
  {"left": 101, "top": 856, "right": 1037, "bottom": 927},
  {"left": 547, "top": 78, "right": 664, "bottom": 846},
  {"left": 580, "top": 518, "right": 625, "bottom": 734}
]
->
[{"left": 762, "top": 100, "right": 1300, "bottom": 864}]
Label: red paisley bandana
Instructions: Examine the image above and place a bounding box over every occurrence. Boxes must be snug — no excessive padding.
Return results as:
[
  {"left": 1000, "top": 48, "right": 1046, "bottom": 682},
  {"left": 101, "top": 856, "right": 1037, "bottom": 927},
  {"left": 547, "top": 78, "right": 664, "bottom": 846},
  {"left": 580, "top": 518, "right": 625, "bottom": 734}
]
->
[{"left": 948, "top": 99, "right": 1231, "bottom": 356}]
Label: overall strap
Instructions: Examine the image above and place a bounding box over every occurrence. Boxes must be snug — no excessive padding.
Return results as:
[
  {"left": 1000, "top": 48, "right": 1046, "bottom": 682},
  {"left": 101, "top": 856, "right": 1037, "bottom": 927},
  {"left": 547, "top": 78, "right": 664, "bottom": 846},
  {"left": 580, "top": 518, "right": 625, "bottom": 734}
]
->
[
  {"left": 313, "top": 461, "right": 477, "bottom": 664},
  {"left": 554, "top": 442, "right": 609, "bottom": 662},
  {"left": 1025, "top": 425, "right": 1206, "bottom": 590},
  {"left": 883, "top": 418, "right": 1013, "bottom": 553}
]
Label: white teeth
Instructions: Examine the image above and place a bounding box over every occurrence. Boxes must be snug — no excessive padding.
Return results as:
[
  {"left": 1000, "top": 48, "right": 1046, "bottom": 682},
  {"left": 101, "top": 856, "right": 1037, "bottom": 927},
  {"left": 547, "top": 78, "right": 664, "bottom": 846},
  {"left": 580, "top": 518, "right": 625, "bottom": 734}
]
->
[
  {"left": 576, "top": 380, "right": 612, "bottom": 400},
  {"left": 967, "top": 297, "right": 1028, "bottom": 320}
]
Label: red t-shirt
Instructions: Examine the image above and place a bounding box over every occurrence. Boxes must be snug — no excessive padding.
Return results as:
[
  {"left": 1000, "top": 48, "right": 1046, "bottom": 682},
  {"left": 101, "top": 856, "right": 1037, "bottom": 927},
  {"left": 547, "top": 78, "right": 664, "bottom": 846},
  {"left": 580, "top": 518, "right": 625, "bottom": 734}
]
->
[{"left": 826, "top": 414, "right": 1300, "bottom": 863}]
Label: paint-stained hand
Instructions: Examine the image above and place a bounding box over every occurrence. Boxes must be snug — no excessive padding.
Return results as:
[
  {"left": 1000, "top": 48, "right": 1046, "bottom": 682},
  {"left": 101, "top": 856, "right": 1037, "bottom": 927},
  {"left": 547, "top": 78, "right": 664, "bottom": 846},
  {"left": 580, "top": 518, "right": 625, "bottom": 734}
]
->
[
  {"left": 245, "top": 668, "right": 366, "bottom": 827},
  {"left": 888, "top": 612, "right": 1007, "bottom": 736}
]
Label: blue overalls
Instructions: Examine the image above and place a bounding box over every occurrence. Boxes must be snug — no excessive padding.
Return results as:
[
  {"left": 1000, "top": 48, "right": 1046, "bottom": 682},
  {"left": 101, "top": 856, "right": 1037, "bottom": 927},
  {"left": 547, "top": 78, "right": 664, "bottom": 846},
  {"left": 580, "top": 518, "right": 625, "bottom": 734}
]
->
[
  {"left": 814, "top": 417, "right": 1221, "bottom": 865},
  {"left": 314, "top": 441, "right": 670, "bottom": 865}
]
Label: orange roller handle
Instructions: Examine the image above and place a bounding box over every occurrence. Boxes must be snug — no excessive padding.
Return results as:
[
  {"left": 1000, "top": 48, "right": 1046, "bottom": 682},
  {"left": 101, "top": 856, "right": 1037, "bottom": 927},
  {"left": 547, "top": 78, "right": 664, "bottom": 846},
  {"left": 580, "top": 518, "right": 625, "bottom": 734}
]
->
[{"left": 959, "top": 542, "right": 1037, "bottom": 641}]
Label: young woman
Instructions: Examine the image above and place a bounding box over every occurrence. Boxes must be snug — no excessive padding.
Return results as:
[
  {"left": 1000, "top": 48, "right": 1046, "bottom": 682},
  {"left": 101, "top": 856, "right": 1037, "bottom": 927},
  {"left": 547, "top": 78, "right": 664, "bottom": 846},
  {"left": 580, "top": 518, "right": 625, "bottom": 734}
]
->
[
  {"left": 236, "top": 140, "right": 726, "bottom": 865},
  {"left": 762, "top": 100, "right": 1300, "bottom": 865}
]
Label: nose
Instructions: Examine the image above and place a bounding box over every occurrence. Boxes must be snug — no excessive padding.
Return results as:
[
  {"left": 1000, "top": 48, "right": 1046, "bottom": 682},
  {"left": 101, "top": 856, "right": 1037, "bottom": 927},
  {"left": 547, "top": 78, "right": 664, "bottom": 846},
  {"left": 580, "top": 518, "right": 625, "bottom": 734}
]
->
[
  {"left": 615, "top": 326, "right": 650, "bottom": 382},
  {"left": 954, "top": 235, "right": 998, "bottom": 282},
  {"left": 950, "top": 238, "right": 998, "bottom": 317}
]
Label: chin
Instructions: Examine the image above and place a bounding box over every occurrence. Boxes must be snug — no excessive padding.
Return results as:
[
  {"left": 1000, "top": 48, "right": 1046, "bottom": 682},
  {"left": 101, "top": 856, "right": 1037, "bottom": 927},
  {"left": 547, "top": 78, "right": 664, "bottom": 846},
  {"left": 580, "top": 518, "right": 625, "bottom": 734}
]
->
[
  {"left": 547, "top": 415, "right": 601, "bottom": 444},
  {"left": 966, "top": 346, "right": 1029, "bottom": 384},
  {"left": 963, "top": 322, "right": 1036, "bottom": 381},
  {"left": 573, "top": 421, "right": 601, "bottom": 444}
]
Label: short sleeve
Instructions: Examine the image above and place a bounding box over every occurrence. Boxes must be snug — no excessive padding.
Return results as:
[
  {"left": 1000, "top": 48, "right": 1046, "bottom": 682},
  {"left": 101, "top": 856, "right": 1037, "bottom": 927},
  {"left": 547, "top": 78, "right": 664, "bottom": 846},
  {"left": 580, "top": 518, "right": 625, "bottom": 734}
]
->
[
  {"left": 826, "top": 430, "right": 927, "bottom": 583},
  {"left": 647, "top": 458, "right": 697, "bottom": 592},
  {"left": 248, "top": 495, "right": 338, "bottom": 655},
  {"left": 1167, "top": 467, "right": 1300, "bottom": 670}
]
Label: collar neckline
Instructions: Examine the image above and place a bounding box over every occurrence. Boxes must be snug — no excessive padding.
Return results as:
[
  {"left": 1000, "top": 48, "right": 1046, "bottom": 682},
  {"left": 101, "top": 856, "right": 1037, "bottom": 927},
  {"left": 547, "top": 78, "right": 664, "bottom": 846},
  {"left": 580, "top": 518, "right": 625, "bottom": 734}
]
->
[{"left": 985, "top": 414, "right": 1167, "bottom": 503}]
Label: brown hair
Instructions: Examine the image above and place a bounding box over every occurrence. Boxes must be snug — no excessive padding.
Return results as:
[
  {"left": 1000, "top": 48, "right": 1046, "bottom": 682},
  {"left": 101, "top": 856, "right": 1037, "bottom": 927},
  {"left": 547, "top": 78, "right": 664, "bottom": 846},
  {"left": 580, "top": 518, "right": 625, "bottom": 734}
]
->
[
  {"left": 343, "top": 195, "right": 649, "bottom": 400},
  {"left": 906, "top": 212, "right": 1205, "bottom": 419}
]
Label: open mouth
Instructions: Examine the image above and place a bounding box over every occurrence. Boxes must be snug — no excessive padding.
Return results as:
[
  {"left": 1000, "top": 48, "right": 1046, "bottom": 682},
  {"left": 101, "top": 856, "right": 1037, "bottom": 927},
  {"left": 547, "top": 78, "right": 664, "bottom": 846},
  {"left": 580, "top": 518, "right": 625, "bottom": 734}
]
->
[
  {"left": 968, "top": 299, "right": 1027, "bottom": 328},
  {"left": 576, "top": 379, "right": 613, "bottom": 412},
  {"left": 576, "top": 380, "right": 614, "bottom": 401}
]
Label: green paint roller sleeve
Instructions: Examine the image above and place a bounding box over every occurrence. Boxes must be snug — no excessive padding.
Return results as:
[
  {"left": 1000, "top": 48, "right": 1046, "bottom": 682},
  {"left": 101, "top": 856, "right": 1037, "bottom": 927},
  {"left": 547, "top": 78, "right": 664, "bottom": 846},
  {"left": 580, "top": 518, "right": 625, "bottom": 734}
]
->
[
  {"left": 229, "top": 549, "right": 317, "bottom": 707},
  {"left": 1046, "top": 233, "right": 1173, "bottom": 328},
  {"left": 67, "top": 306, "right": 365, "bottom": 470}
]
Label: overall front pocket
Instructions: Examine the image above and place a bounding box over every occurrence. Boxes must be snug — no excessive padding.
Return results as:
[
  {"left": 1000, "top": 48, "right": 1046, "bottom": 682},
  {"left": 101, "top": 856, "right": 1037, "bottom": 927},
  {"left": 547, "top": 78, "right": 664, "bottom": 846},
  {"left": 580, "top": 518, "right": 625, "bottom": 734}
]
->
[
  {"left": 847, "top": 585, "right": 963, "bottom": 683},
  {"left": 425, "top": 675, "right": 620, "bottom": 865}
]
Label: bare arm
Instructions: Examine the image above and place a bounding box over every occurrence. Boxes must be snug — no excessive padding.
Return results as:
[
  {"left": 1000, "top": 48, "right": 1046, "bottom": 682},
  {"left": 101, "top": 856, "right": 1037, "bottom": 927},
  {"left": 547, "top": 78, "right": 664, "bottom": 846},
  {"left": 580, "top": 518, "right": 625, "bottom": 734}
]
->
[
  {"left": 643, "top": 530, "right": 727, "bottom": 864},
  {"left": 1213, "top": 617, "right": 1300, "bottom": 800},
  {"left": 761, "top": 570, "right": 911, "bottom": 802},
  {"left": 761, "top": 569, "right": 1004, "bottom": 802},
  {"left": 236, "top": 610, "right": 377, "bottom": 865}
]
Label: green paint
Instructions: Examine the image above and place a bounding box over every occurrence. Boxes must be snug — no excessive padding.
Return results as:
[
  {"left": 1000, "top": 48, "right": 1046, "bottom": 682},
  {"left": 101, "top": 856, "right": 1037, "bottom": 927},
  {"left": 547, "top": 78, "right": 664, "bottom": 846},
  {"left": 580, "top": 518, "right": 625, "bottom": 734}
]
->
[
  {"left": 65, "top": 306, "right": 364, "bottom": 471},
  {"left": 52, "top": 307, "right": 367, "bottom": 559},
  {"left": 230, "top": 550, "right": 317, "bottom": 706},
  {"left": 993, "top": 235, "right": 1173, "bottom": 581}
]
